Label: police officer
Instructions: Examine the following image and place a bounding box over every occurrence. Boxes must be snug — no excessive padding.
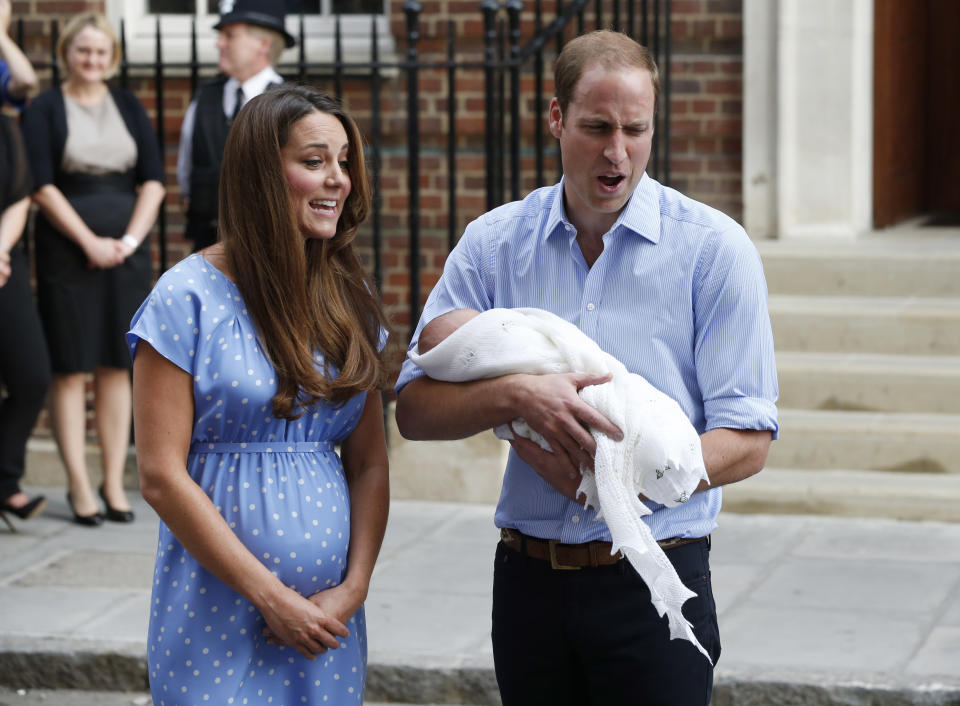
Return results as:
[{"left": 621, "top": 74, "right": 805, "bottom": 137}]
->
[{"left": 176, "top": 0, "right": 295, "bottom": 252}]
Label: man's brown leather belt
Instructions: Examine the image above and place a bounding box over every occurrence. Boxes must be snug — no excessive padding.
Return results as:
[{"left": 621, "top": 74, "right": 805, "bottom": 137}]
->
[{"left": 499, "top": 528, "right": 704, "bottom": 570}]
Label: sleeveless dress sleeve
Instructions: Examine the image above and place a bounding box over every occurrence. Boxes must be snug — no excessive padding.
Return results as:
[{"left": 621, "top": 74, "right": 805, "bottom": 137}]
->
[{"left": 126, "top": 260, "right": 204, "bottom": 374}]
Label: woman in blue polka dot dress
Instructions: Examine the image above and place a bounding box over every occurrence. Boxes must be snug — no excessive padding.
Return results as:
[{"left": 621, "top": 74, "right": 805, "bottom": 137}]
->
[{"left": 127, "top": 85, "right": 392, "bottom": 705}]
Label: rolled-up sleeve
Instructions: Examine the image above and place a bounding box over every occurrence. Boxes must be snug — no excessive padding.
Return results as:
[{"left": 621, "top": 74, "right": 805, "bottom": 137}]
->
[{"left": 693, "top": 227, "right": 779, "bottom": 439}]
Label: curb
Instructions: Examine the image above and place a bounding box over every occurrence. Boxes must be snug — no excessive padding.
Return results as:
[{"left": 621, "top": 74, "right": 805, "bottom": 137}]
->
[
  {"left": 0, "top": 639, "right": 147, "bottom": 693},
  {"left": 1, "top": 643, "right": 958, "bottom": 706},
  {"left": 713, "top": 668, "right": 960, "bottom": 706}
]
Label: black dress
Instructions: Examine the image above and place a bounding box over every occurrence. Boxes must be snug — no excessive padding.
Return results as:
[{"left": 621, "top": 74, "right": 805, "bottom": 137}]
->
[
  {"left": 21, "top": 86, "right": 164, "bottom": 373},
  {"left": 0, "top": 114, "right": 51, "bottom": 499}
]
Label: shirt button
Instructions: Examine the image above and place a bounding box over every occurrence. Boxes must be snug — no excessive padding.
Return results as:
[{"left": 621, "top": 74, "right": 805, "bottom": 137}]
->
[
  {"left": 571, "top": 515, "right": 580, "bottom": 523},
  {"left": 586, "top": 302, "right": 596, "bottom": 311},
  {"left": 565, "top": 224, "right": 573, "bottom": 232}
]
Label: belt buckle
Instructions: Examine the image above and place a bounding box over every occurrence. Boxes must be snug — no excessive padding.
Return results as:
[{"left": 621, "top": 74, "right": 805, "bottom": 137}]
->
[{"left": 549, "top": 540, "right": 581, "bottom": 570}]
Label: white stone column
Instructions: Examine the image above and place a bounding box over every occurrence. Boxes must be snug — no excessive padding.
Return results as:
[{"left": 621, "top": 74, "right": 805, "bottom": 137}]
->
[
  {"left": 743, "top": 0, "right": 874, "bottom": 240},
  {"left": 742, "top": 0, "right": 779, "bottom": 239}
]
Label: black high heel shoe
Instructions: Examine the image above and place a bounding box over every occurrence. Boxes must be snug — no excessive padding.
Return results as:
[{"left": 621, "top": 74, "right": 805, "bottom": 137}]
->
[
  {"left": 67, "top": 492, "right": 104, "bottom": 527},
  {"left": 0, "top": 495, "right": 47, "bottom": 533},
  {"left": 99, "top": 486, "right": 135, "bottom": 523}
]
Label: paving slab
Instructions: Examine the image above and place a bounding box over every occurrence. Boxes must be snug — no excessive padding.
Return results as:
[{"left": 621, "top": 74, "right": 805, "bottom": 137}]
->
[{"left": 0, "top": 492, "right": 959, "bottom": 705}]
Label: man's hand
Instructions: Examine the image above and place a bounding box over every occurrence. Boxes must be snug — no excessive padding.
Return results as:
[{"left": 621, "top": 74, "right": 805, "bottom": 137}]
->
[
  {"left": 509, "top": 434, "right": 587, "bottom": 502},
  {"left": 510, "top": 371, "right": 621, "bottom": 498},
  {"left": 515, "top": 372, "right": 621, "bottom": 467}
]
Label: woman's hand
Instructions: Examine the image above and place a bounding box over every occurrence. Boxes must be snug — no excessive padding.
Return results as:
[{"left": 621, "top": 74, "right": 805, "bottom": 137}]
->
[
  {"left": 262, "top": 582, "right": 364, "bottom": 654},
  {"left": 307, "top": 581, "right": 365, "bottom": 627},
  {"left": 84, "top": 236, "right": 127, "bottom": 269},
  {"left": 258, "top": 585, "right": 351, "bottom": 660}
]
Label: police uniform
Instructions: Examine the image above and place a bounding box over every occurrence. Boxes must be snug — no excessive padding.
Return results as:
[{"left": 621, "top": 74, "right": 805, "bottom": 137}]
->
[{"left": 176, "top": 0, "right": 295, "bottom": 251}]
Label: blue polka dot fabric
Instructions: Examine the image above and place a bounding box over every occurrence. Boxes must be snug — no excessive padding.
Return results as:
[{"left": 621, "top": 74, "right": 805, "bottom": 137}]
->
[{"left": 128, "top": 254, "right": 369, "bottom": 705}]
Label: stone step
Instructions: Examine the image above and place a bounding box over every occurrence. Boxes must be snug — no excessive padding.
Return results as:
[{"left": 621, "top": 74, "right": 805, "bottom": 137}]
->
[
  {"left": 776, "top": 351, "right": 960, "bottom": 413},
  {"left": 767, "top": 408, "right": 960, "bottom": 474},
  {"left": 769, "top": 294, "right": 960, "bottom": 356},
  {"left": 26, "top": 407, "right": 959, "bottom": 523},
  {"left": 757, "top": 236, "right": 960, "bottom": 298},
  {"left": 721, "top": 467, "right": 960, "bottom": 522}
]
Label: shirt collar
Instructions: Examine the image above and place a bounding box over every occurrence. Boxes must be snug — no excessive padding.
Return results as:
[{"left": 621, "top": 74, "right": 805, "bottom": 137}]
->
[
  {"left": 225, "top": 66, "right": 283, "bottom": 104},
  {"left": 545, "top": 173, "right": 661, "bottom": 245}
]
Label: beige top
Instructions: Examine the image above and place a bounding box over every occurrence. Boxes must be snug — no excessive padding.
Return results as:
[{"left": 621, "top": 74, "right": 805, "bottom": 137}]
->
[{"left": 61, "top": 91, "right": 137, "bottom": 174}]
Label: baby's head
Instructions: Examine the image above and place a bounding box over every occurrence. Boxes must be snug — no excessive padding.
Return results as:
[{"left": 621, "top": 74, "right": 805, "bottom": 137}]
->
[{"left": 418, "top": 308, "right": 480, "bottom": 353}]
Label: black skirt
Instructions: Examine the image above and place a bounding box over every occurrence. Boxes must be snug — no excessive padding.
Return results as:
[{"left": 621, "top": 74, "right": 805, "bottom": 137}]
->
[{"left": 35, "top": 171, "right": 153, "bottom": 373}]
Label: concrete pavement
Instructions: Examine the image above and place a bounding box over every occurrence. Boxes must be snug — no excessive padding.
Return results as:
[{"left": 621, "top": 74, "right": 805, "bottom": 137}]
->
[{"left": 0, "top": 490, "right": 959, "bottom": 705}]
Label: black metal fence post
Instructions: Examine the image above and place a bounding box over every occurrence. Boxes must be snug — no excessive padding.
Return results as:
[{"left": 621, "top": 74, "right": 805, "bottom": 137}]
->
[
  {"left": 663, "top": 0, "right": 671, "bottom": 185},
  {"left": 651, "top": 0, "right": 661, "bottom": 180},
  {"left": 298, "top": 15, "right": 307, "bottom": 82},
  {"left": 189, "top": 18, "right": 199, "bottom": 96},
  {"left": 154, "top": 17, "right": 168, "bottom": 273},
  {"left": 555, "top": 0, "right": 565, "bottom": 183},
  {"left": 50, "top": 20, "right": 59, "bottom": 85},
  {"left": 481, "top": 0, "right": 499, "bottom": 213},
  {"left": 496, "top": 16, "right": 506, "bottom": 205},
  {"left": 506, "top": 0, "right": 522, "bottom": 203},
  {"left": 534, "top": 0, "right": 545, "bottom": 187},
  {"left": 369, "top": 17, "right": 383, "bottom": 292},
  {"left": 333, "top": 15, "right": 344, "bottom": 101},
  {"left": 403, "top": 0, "right": 422, "bottom": 330},
  {"left": 119, "top": 19, "right": 129, "bottom": 89},
  {"left": 446, "top": 20, "right": 458, "bottom": 251}
]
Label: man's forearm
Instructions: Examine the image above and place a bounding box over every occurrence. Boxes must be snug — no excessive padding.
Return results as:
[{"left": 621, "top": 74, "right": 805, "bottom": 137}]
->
[
  {"left": 698, "top": 427, "right": 772, "bottom": 489},
  {"left": 394, "top": 375, "right": 524, "bottom": 441}
]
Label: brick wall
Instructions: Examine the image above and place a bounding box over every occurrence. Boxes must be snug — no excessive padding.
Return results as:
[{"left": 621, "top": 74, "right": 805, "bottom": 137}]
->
[{"left": 668, "top": 0, "right": 744, "bottom": 218}]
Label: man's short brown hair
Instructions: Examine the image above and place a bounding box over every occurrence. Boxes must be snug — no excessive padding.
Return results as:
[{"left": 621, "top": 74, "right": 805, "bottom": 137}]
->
[{"left": 554, "top": 30, "right": 659, "bottom": 119}]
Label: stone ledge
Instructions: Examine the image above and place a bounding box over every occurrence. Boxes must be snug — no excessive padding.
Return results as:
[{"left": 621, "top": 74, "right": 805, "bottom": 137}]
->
[{"left": 723, "top": 468, "right": 960, "bottom": 522}]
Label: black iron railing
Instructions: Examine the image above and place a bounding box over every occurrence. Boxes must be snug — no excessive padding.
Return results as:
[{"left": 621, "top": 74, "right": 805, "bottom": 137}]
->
[{"left": 14, "top": 0, "right": 672, "bottom": 330}]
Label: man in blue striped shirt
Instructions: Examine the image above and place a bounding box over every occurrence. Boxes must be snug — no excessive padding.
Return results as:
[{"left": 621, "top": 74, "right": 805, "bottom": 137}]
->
[{"left": 395, "top": 29, "right": 778, "bottom": 706}]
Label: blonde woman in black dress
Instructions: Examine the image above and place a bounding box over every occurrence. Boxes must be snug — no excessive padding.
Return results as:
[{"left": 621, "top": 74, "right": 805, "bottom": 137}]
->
[{"left": 21, "top": 13, "right": 165, "bottom": 525}]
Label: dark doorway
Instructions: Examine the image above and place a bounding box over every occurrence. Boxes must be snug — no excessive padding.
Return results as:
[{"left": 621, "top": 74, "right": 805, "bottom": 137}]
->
[{"left": 873, "top": 0, "right": 960, "bottom": 228}]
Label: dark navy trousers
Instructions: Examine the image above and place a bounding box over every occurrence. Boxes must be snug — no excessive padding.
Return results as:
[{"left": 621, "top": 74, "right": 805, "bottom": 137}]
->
[{"left": 492, "top": 536, "right": 721, "bottom": 706}]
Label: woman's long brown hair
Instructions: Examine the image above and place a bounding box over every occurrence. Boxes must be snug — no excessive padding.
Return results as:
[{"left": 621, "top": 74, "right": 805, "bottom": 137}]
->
[{"left": 218, "top": 84, "right": 392, "bottom": 420}]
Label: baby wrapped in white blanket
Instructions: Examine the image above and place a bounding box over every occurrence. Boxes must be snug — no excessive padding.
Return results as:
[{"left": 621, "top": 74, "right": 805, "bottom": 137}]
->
[{"left": 409, "top": 307, "right": 712, "bottom": 661}]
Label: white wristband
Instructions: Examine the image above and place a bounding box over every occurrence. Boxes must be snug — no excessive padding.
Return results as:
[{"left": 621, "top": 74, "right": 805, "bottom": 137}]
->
[{"left": 121, "top": 234, "right": 139, "bottom": 251}]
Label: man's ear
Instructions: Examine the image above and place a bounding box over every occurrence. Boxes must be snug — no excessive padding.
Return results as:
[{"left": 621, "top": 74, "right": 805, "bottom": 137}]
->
[{"left": 548, "top": 98, "right": 563, "bottom": 139}]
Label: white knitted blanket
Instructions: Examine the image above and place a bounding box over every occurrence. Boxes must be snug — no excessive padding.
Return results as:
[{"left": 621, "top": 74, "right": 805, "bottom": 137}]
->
[{"left": 408, "top": 307, "right": 711, "bottom": 660}]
